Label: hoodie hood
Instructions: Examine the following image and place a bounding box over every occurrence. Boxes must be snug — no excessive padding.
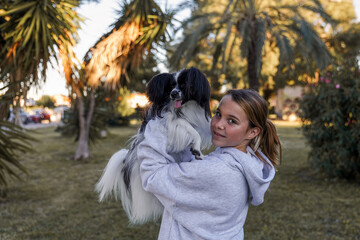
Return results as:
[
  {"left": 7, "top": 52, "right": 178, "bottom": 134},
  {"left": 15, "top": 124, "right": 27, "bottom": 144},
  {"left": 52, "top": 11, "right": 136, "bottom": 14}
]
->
[{"left": 219, "top": 146, "right": 275, "bottom": 206}]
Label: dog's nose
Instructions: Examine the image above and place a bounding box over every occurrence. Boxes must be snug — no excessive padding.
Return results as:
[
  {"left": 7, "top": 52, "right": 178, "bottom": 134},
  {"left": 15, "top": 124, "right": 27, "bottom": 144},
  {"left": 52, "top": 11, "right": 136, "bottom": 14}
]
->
[{"left": 170, "top": 89, "right": 180, "bottom": 99}]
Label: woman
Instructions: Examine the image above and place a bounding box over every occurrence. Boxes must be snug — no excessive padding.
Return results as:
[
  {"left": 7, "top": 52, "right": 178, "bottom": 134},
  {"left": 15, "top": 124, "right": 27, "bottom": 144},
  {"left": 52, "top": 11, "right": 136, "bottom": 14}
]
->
[{"left": 138, "top": 89, "right": 282, "bottom": 240}]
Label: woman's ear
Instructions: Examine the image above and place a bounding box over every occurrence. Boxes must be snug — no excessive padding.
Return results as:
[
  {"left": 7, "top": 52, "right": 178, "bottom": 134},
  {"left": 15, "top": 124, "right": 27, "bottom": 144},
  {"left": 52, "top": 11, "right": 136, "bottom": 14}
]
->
[{"left": 247, "top": 127, "right": 260, "bottom": 140}]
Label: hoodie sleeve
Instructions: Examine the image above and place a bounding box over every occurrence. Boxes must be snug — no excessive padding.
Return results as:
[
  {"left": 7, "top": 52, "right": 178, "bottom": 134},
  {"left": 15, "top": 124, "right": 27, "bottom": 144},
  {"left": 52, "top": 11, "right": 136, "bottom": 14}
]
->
[{"left": 137, "top": 119, "right": 184, "bottom": 212}]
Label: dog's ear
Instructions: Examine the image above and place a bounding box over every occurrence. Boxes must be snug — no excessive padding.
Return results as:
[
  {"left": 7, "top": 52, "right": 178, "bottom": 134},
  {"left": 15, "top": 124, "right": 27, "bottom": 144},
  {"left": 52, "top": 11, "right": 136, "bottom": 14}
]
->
[
  {"left": 146, "top": 73, "right": 175, "bottom": 104},
  {"left": 187, "top": 67, "right": 211, "bottom": 118}
]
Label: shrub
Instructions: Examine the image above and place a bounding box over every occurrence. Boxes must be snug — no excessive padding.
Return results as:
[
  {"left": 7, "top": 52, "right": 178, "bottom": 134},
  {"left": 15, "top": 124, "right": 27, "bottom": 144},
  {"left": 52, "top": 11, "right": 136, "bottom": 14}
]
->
[
  {"left": 36, "top": 95, "right": 55, "bottom": 108},
  {"left": 299, "top": 57, "right": 360, "bottom": 180},
  {"left": 57, "top": 86, "right": 113, "bottom": 144}
]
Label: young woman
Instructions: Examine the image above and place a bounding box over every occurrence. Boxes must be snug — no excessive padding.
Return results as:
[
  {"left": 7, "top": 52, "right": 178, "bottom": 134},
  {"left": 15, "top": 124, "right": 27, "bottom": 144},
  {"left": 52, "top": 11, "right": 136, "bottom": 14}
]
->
[{"left": 138, "top": 89, "right": 282, "bottom": 240}]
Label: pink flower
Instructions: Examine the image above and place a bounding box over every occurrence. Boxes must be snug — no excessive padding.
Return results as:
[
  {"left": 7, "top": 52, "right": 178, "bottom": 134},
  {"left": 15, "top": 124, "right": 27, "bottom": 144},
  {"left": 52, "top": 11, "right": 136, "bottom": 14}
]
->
[
  {"left": 319, "top": 76, "right": 324, "bottom": 82},
  {"left": 336, "top": 84, "right": 340, "bottom": 89},
  {"left": 325, "top": 78, "right": 330, "bottom": 83}
]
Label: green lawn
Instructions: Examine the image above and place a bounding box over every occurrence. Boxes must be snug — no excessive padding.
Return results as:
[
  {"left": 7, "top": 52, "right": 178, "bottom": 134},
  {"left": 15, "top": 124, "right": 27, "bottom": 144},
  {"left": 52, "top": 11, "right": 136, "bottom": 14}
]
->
[{"left": 0, "top": 124, "right": 359, "bottom": 239}]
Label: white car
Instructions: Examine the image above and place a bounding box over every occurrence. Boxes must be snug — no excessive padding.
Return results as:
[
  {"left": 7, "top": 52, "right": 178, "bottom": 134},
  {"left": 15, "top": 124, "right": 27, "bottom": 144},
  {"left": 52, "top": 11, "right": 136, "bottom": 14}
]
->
[{"left": 8, "top": 108, "right": 30, "bottom": 124}]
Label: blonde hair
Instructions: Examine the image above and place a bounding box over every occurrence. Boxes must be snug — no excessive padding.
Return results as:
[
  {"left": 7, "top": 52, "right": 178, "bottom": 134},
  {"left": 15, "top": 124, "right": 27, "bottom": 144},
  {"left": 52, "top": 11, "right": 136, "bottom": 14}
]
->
[{"left": 225, "top": 89, "right": 282, "bottom": 168}]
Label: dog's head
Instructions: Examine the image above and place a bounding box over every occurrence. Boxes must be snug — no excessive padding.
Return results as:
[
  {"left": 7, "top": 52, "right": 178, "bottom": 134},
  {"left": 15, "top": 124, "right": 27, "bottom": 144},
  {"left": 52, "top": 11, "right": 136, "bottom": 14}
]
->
[
  {"left": 144, "top": 67, "right": 211, "bottom": 123},
  {"left": 171, "top": 67, "right": 211, "bottom": 119}
]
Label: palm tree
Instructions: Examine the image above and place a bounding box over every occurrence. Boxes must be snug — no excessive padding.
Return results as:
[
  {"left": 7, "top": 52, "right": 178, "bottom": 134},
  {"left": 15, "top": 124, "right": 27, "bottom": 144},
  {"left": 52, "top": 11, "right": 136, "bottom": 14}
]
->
[
  {"left": 0, "top": 0, "right": 82, "bottom": 121},
  {"left": 84, "top": 0, "right": 173, "bottom": 89},
  {"left": 169, "top": 0, "right": 334, "bottom": 92},
  {"left": 64, "top": 0, "right": 174, "bottom": 159},
  {"left": 0, "top": 0, "right": 81, "bottom": 185}
]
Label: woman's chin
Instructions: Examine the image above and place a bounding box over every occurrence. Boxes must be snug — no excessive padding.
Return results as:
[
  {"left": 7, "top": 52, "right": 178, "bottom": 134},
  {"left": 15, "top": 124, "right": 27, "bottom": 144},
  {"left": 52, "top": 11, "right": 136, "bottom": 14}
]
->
[{"left": 212, "top": 139, "right": 224, "bottom": 148}]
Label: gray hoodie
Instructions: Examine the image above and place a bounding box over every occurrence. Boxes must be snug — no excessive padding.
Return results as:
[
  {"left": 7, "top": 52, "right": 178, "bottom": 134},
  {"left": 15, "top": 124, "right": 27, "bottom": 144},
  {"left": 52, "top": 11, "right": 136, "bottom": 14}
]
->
[{"left": 138, "top": 118, "right": 275, "bottom": 240}]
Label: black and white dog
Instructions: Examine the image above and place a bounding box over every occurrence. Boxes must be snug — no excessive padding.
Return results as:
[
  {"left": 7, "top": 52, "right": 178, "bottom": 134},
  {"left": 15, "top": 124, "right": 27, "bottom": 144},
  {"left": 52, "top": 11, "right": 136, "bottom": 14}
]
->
[{"left": 95, "top": 67, "right": 212, "bottom": 225}]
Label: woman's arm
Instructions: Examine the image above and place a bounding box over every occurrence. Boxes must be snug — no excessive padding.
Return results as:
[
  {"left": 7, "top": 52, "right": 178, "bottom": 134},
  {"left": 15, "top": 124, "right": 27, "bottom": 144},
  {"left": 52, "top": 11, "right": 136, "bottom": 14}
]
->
[{"left": 138, "top": 119, "right": 224, "bottom": 213}]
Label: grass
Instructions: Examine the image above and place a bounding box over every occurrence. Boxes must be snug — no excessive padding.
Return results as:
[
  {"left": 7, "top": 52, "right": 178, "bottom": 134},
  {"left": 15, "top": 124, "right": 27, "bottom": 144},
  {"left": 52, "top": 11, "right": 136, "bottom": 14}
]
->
[{"left": 0, "top": 123, "right": 359, "bottom": 239}]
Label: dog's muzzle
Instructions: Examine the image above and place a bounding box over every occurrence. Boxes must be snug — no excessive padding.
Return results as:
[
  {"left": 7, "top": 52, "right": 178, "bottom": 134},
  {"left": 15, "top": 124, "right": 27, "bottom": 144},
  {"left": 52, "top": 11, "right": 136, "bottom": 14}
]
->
[
  {"left": 170, "top": 89, "right": 181, "bottom": 100},
  {"left": 170, "top": 89, "right": 183, "bottom": 109}
]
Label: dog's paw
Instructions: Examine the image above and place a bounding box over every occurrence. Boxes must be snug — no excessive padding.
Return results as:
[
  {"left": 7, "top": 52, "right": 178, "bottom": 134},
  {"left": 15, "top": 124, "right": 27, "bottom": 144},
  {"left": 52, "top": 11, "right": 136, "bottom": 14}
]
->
[{"left": 190, "top": 148, "right": 203, "bottom": 160}]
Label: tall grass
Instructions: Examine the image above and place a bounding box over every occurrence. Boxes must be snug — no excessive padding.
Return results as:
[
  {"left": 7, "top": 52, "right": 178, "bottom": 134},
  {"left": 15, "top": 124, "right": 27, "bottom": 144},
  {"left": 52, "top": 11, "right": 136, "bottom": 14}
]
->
[{"left": 0, "top": 124, "right": 359, "bottom": 239}]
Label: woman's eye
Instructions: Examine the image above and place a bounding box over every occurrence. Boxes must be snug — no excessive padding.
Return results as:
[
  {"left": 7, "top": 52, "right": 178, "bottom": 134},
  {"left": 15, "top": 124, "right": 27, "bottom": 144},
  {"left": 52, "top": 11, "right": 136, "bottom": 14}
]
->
[
  {"left": 214, "top": 112, "right": 221, "bottom": 117},
  {"left": 228, "top": 119, "right": 236, "bottom": 124}
]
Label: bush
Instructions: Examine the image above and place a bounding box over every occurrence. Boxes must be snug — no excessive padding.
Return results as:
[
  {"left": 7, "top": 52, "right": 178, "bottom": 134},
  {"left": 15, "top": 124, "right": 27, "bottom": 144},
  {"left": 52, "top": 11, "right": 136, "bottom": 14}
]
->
[
  {"left": 56, "top": 86, "right": 113, "bottom": 144},
  {"left": 299, "top": 57, "right": 360, "bottom": 180},
  {"left": 106, "top": 87, "right": 144, "bottom": 126},
  {"left": 36, "top": 95, "right": 55, "bottom": 108}
]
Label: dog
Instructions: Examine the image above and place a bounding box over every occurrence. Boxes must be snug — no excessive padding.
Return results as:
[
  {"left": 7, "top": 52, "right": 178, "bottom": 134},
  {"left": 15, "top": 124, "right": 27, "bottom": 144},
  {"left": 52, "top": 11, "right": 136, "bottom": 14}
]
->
[{"left": 95, "top": 67, "right": 212, "bottom": 225}]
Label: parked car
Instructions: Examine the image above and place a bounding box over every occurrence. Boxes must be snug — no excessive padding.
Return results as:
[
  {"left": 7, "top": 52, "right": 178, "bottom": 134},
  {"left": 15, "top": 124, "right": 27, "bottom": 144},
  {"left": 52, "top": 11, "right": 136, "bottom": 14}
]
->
[
  {"left": 28, "top": 109, "right": 51, "bottom": 123},
  {"left": 8, "top": 108, "right": 30, "bottom": 124}
]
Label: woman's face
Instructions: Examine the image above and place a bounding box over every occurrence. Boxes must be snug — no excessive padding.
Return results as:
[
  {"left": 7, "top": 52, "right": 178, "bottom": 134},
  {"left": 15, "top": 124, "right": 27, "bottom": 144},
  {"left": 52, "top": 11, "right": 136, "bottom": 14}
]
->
[{"left": 210, "top": 95, "right": 253, "bottom": 152}]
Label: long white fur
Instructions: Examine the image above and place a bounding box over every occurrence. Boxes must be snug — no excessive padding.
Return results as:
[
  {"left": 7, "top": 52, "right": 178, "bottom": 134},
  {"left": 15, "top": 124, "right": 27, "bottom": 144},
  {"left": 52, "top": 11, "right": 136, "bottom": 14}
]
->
[
  {"left": 166, "top": 101, "right": 212, "bottom": 156},
  {"left": 95, "top": 100, "right": 211, "bottom": 225}
]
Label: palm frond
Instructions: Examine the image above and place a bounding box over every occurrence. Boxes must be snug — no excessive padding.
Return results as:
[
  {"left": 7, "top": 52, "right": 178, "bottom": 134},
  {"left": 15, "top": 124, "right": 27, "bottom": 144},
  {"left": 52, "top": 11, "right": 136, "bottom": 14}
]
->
[
  {"left": 174, "top": 11, "right": 220, "bottom": 34},
  {"left": 85, "top": 21, "right": 142, "bottom": 89},
  {"left": 84, "top": 0, "right": 170, "bottom": 90},
  {"left": 0, "top": 0, "right": 82, "bottom": 82},
  {"left": 273, "top": 31, "right": 294, "bottom": 66},
  {"left": 0, "top": 120, "right": 36, "bottom": 186},
  {"left": 169, "top": 19, "right": 215, "bottom": 69},
  {"left": 285, "top": 17, "right": 331, "bottom": 69},
  {"left": 302, "top": 0, "right": 337, "bottom": 26}
]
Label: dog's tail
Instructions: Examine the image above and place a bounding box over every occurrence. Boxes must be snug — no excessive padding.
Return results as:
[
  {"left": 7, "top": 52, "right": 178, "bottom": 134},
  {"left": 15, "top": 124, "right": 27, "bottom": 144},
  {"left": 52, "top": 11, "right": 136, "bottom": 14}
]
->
[
  {"left": 95, "top": 148, "right": 163, "bottom": 225},
  {"left": 95, "top": 149, "right": 128, "bottom": 202}
]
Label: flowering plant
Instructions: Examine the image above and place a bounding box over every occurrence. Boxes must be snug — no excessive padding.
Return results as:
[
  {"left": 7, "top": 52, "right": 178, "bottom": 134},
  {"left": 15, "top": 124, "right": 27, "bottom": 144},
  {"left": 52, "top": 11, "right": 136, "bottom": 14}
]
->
[{"left": 299, "top": 57, "right": 360, "bottom": 179}]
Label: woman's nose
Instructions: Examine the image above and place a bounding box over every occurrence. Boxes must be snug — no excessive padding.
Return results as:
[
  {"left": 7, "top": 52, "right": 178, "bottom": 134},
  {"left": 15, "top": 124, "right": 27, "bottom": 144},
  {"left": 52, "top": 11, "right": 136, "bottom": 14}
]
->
[{"left": 215, "top": 119, "right": 225, "bottom": 129}]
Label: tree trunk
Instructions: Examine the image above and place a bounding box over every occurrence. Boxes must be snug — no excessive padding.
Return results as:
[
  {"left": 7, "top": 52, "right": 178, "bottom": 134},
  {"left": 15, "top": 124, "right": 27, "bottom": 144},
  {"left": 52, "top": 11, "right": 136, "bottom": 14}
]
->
[
  {"left": 275, "top": 88, "right": 284, "bottom": 119},
  {"left": 0, "top": 92, "right": 11, "bottom": 121},
  {"left": 14, "top": 102, "right": 23, "bottom": 127},
  {"left": 247, "top": 20, "right": 259, "bottom": 91},
  {"left": 8, "top": 66, "right": 24, "bottom": 126},
  {"left": 74, "top": 89, "right": 96, "bottom": 160}
]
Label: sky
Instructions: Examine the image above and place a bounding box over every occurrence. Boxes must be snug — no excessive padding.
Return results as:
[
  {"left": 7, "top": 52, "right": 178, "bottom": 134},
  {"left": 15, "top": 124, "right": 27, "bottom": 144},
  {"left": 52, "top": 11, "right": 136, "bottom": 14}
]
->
[{"left": 28, "top": 0, "right": 360, "bottom": 99}]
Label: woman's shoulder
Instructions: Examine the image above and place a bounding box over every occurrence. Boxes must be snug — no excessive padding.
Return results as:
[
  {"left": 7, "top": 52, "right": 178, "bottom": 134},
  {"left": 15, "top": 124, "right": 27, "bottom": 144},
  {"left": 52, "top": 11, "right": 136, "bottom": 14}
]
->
[
  {"left": 180, "top": 148, "right": 246, "bottom": 187},
  {"left": 200, "top": 148, "right": 245, "bottom": 172},
  {"left": 207, "top": 147, "right": 251, "bottom": 172},
  {"left": 207, "top": 147, "right": 244, "bottom": 159}
]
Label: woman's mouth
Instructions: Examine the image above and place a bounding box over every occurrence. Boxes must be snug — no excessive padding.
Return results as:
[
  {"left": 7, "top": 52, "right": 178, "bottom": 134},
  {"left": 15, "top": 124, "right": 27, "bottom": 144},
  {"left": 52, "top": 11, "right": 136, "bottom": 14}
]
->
[{"left": 213, "top": 131, "right": 225, "bottom": 138}]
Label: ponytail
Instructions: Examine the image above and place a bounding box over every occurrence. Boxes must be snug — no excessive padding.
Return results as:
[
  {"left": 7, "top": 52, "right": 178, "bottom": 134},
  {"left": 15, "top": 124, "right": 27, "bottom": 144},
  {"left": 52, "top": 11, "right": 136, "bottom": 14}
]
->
[{"left": 252, "top": 119, "right": 282, "bottom": 169}]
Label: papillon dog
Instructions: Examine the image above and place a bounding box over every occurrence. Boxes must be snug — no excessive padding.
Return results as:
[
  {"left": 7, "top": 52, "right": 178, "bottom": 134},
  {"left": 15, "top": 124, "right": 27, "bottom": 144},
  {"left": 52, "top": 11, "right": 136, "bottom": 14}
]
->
[{"left": 95, "top": 67, "right": 212, "bottom": 225}]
